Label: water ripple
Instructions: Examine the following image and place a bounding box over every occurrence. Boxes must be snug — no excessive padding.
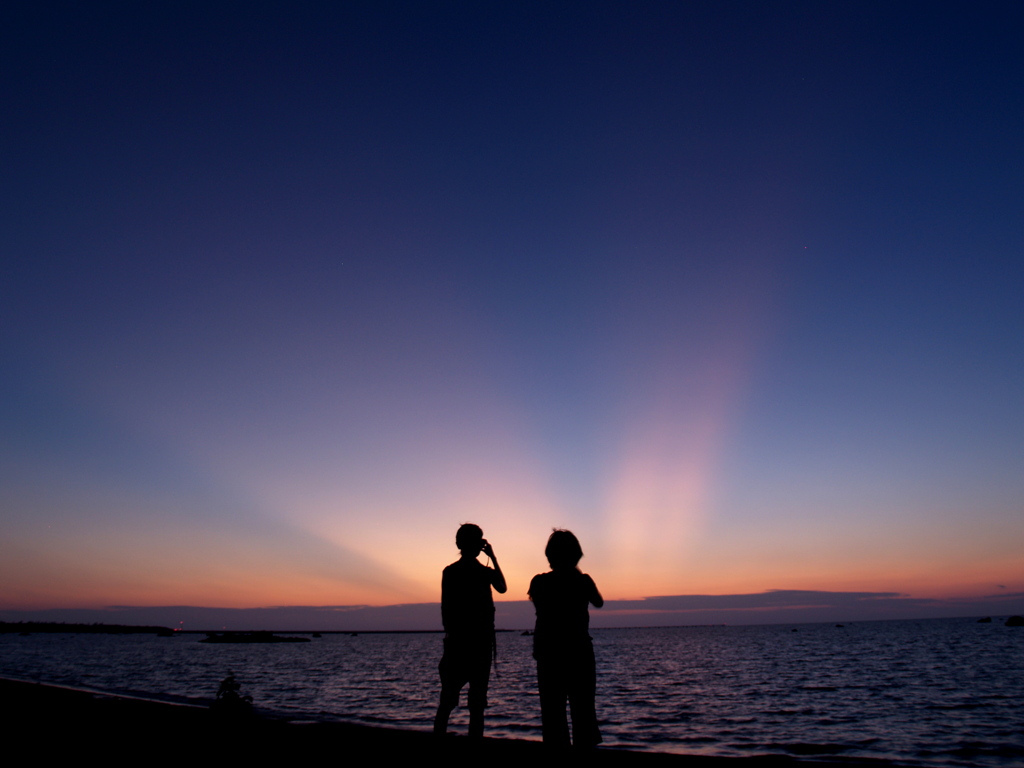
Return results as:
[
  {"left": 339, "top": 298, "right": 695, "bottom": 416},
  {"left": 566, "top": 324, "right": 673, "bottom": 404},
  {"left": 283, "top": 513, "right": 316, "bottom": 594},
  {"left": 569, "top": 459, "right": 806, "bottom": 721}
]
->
[{"left": 2, "top": 618, "right": 1022, "bottom": 767}]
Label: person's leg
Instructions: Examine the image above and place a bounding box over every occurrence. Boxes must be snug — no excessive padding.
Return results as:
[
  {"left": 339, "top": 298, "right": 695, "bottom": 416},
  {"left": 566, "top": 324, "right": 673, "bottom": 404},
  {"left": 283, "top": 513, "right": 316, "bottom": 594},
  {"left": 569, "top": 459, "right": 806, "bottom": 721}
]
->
[
  {"left": 537, "top": 658, "right": 570, "bottom": 747},
  {"left": 467, "top": 704, "right": 485, "bottom": 739},
  {"left": 466, "top": 643, "right": 491, "bottom": 739},
  {"left": 435, "top": 682, "right": 461, "bottom": 735},
  {"left": 567, "top": 640, "right": 601, "bottom": 748},
  {"left": 434, "top": 639, "right": 465, "bottom": 735}
]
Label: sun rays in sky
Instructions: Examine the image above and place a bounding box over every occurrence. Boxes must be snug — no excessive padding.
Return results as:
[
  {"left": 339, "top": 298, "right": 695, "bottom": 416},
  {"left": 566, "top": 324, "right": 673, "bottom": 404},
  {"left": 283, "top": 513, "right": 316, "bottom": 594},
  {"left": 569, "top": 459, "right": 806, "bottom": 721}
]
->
[{"left": 3, "top": 4, "right": 1023, "bottom": 619}]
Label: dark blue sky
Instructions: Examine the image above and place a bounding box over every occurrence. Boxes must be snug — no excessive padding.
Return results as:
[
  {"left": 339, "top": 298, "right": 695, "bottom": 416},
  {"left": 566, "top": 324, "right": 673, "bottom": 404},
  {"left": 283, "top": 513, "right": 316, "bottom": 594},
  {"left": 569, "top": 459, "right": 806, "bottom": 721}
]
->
[{"left": 2, "top": 2, "right": 1022, "bottom": 613}]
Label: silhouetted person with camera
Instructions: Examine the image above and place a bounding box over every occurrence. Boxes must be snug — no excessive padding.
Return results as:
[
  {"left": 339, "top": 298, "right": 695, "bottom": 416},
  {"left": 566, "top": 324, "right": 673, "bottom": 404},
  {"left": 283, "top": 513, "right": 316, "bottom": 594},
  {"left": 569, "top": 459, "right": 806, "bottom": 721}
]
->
[
  {"left": 433, "top": 523, "right": 507, "bottom": 739},
  {"left": 529, "top": 529, "right": 604, "bottom": 748}
]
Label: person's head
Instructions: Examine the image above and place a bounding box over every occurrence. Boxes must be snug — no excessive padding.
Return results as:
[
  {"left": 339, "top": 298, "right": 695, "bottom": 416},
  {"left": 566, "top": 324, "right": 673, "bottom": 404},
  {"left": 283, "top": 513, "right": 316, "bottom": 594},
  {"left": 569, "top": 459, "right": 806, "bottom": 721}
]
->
[
  {"left": 545, "top": 529, "right": 583, "bottom": 570},
  {"left": 456, "top": 523, "right": 484, "bottom": 555}
]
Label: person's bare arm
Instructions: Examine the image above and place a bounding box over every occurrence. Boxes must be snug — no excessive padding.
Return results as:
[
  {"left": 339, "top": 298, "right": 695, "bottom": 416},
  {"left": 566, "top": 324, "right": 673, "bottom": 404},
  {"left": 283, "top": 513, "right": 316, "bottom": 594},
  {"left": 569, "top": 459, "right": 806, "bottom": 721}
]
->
[
  {"left": 482, "top": 541, "right": 507, "bottom": 594},
  {"left": 440, "top": 568, "right": 451, "bottom": 630},
  {"left": 586, "top": 575, "right": 604, "bottom": 608}
]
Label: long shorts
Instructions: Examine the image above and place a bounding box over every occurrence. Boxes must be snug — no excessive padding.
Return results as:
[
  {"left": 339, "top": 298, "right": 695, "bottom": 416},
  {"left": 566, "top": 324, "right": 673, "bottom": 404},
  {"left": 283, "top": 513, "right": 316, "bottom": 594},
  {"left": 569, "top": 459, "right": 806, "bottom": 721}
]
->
[{"left": 438, "top": 634, "right": 492, "bottom": 711}]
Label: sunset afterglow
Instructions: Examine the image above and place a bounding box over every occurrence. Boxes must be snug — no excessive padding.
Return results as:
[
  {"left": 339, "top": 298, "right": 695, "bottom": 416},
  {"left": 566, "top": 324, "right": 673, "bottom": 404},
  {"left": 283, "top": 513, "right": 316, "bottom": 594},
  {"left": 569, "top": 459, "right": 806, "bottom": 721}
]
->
[{"left": 2, "top": 4, "right": 1022, "bottom": 627}]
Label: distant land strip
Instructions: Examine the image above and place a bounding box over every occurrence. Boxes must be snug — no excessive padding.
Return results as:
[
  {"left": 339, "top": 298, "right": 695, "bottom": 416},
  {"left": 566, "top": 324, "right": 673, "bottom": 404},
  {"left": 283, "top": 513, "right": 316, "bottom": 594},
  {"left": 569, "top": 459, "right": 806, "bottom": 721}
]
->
[{"left": 0, "top": 621, "right": 175, "bottom": 635}]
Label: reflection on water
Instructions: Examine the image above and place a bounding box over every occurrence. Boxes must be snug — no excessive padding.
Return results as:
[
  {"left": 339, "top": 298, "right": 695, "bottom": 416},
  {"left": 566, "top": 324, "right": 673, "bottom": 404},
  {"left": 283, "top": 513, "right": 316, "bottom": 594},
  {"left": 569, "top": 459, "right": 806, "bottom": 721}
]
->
[{"left": 1, "top": 618, "right": 1021, "bottom": 767}]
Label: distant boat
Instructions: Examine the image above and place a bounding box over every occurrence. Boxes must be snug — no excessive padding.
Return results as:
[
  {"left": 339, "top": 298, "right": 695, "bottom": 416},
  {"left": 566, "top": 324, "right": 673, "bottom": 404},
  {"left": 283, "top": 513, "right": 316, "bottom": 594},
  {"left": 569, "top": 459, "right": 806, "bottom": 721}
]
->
[{"left": 200, "top": 631, "right": 311, "bottom": 644}]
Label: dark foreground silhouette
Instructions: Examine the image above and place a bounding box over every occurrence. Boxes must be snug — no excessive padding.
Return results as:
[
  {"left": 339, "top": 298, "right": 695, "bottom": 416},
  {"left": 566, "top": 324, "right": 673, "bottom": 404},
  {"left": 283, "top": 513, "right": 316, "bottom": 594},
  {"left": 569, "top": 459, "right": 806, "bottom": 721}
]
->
[
  {"left": 530, "top": 529, "right": 604, "bottom": 748},
  {"left": 434, "top": 523, "right": 507, "bottom": 738},
  {"left": 0, "top": 677, "right": 870, "bottom": 767}
]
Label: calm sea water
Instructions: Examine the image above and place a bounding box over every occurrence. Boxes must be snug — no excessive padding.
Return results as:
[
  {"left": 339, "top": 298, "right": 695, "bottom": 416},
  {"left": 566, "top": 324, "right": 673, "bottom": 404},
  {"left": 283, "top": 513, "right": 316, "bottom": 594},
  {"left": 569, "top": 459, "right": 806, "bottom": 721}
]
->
[{"left": 2, "top": 618, "right": 1022, "bottom": 766}]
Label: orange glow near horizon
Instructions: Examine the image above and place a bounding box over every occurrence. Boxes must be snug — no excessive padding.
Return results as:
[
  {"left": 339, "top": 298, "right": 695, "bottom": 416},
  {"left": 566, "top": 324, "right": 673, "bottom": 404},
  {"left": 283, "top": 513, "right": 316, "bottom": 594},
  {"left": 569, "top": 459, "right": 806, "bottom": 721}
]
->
[
  {"left": 2, "top": 241, "right": 1020, "bottom": 617},
  {"left": 5, "top": 489, "right": 1021, "bottom": 611}
]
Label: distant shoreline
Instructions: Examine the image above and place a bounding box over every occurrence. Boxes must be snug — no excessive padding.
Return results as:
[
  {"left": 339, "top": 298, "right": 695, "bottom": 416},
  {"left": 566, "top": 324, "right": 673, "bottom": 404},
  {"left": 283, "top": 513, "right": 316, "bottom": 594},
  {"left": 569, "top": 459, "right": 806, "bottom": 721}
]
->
[
  {"left": 2, "top": 615, "right": 1014, "bottom": 636},
  {"left": 7, "top": 593, "right": 1022, "bottom": 633}
]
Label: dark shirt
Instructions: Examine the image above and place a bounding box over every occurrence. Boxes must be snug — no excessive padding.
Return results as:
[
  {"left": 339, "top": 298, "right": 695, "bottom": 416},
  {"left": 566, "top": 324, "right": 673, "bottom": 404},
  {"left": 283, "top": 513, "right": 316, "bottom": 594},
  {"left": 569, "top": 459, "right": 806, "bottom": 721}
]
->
[
  {"left": 441, "top": 556, "right": 499, "bottom": 636},
  {"left": 528, "top": 569, "right": 600, "bottom": 649}
]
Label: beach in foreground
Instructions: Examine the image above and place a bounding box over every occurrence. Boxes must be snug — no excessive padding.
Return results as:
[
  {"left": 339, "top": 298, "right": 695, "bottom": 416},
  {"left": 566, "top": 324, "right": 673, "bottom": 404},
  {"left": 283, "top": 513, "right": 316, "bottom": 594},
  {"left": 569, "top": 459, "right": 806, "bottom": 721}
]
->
[{"left": 4, "top": 677, "right": 879, "bottom": 767}]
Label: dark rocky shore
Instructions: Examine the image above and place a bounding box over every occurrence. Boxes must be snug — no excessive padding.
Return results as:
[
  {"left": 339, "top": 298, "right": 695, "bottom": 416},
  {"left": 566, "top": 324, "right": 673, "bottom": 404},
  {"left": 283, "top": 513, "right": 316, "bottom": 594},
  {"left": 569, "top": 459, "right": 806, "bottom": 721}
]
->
[{"left": 1, "top": 677, "right": 890, "bottom": 767}]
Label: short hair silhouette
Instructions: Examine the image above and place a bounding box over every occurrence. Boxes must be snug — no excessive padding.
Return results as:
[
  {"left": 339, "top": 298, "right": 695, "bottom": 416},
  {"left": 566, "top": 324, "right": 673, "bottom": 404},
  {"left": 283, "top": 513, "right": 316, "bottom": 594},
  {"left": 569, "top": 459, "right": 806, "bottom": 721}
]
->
[
  {"left": 435, "top": 522, "right": 506, "bottom": 739},
  {"left": 529, "top": 528, "right": 604, "bottom": 747},
  {"left": 545, "top": 529, "right": 583, "bottom": 570},
  {"left": 456, "top": 523, "right": 483, "bottom": 552}
]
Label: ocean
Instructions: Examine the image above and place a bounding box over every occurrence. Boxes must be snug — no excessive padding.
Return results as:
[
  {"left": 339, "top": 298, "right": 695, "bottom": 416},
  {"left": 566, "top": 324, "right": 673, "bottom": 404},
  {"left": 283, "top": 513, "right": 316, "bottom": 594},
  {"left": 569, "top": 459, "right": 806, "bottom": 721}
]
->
[{"left": 2, "top": 617, "right": 1021, "bottom": 766}]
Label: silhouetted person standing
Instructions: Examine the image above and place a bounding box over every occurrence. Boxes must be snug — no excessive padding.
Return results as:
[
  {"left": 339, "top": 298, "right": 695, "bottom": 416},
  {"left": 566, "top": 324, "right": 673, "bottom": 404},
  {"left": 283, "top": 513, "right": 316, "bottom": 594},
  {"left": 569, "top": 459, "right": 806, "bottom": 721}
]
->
[
  {"left": 529, "top": 529, "right": 604, "bottom": 748},
  {"left": 434, "top": 523, "right": 507, "bottom": 738}
]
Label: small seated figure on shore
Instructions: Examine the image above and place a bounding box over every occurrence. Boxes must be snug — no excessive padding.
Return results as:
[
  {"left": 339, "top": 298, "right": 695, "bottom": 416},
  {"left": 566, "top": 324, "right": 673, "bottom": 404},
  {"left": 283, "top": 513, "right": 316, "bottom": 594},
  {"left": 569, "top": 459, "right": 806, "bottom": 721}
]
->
[
  {"left": 211, "top": 671, "right": 253, "bottom": 716},
  {"left": 528, "top": 529, "right": 604, "bottom": 748}
]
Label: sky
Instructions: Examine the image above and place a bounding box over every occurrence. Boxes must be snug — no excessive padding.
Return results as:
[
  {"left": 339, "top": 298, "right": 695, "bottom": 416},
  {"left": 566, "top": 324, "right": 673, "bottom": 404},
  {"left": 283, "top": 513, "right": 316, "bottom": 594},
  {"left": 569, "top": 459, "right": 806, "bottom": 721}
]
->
[{"left": 2, "top": 2, "right": 1023, "bottom": 628}]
